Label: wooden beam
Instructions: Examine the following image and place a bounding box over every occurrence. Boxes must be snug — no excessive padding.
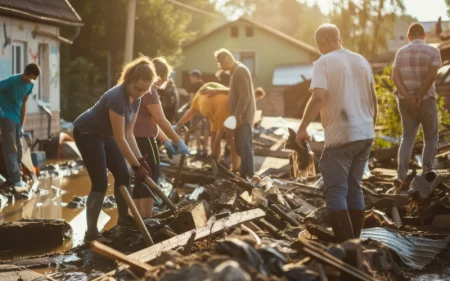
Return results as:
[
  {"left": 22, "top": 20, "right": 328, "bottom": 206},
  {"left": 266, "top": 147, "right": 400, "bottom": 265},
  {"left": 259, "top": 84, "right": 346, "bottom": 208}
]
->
[
  {"left": 294, "top": 238, "right": 377, "bottom": 281},
  {"left": 91, "top": 241, "right": 152, "bottom": 273},
  {"left": 94, "top": 208, "right": 265, "bottom": 280}
]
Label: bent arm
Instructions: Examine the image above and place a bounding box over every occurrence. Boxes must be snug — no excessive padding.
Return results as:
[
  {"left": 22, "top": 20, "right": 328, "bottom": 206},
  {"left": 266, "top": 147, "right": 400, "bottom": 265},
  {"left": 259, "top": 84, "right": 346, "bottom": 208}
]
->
[
  {"left": 20, "top": 95, "right": 29, "bottom": 126},
  {"left": 298, "top": 88, "right": 327, "bottom": 131},
  {"left": 125, "top": 112, "right": 142, "bottom": 159},
  {"left": 157, "top": 130, "right": 169, "bottom": 143},
  {"left": 147, "top": 103, "right": 182, "bottom": 143},
  {"left": 392, "top": 66, "right": 409, "bottom": 98},
  {"left": 176, "top": 107, "right": 198, "bottom": 130},
  {"left": 418, "top": 65, "right": 439, "bottom": 99},
  {"left": 109, "top": 110, "right": 140, "bottom": 167}
]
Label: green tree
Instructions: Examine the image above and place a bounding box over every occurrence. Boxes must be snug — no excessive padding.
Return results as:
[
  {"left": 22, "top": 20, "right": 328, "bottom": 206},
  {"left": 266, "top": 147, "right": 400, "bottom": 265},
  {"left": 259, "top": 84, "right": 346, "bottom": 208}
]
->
[
  {"left": 61, "top": 0, "right": 214, "bottom": 120},
  {"left": 329, "top": 0, "right": 405, "bottom": 58},
  {"left": 60, "top": 57, "right": 100, "bottom": 122},
  {"left": 374, "top": 66, "right": 450, "bottom": 148}
]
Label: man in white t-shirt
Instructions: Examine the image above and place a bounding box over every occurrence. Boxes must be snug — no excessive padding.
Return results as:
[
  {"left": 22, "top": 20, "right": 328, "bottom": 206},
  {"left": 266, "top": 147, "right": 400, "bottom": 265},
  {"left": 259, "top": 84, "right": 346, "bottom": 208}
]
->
[{"left": 296, "top": 24, "right": 377, "bottom": 243}]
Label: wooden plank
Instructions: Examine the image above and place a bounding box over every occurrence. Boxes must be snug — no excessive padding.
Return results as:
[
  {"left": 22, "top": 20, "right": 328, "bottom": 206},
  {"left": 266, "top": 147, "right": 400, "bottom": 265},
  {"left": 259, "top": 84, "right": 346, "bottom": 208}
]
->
[
  {"left": 94, "top": 208, "right": 266, "bottom": 280},
  {"left": 0, "top": 264, "right": 43, "bottom": 281},
  {"left": 284, "top": 196, "right": 316, "bottom": 216},
  {"left": 91, "top": 241, "right": 152, "bottom": 273},
  {"left": 294, "top": 238, "right": 377, "bottom": 281}
]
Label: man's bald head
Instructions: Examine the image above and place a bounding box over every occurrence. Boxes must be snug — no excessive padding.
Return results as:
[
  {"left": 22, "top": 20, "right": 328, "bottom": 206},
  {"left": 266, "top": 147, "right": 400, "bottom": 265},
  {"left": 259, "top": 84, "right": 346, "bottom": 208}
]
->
[{"left": 314, "top": 24, "right": 342, "bottom": 54}]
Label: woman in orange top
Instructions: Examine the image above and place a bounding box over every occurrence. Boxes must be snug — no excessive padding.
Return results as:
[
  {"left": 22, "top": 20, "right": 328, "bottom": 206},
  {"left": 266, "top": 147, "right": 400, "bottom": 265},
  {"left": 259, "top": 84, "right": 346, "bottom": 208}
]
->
[{"left": 175, "top": 82, "right": 240, "bottom": 170}]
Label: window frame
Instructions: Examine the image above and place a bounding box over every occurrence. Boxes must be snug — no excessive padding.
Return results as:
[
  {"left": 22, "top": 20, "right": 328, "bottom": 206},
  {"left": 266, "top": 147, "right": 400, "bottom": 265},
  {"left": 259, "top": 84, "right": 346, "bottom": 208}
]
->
[{"left": 11, "top": 41, "right": 25, "bottom": 74}]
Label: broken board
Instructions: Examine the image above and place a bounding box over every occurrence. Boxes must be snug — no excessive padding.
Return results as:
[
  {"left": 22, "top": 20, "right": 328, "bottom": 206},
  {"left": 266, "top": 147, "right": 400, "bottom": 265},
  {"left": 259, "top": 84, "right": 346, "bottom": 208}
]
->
[
  {"left": 94, "top": 208, "right": 265, "bottom": 280},
  {"left": 0, "top": 264, "right": 43, "bottom": 281}
]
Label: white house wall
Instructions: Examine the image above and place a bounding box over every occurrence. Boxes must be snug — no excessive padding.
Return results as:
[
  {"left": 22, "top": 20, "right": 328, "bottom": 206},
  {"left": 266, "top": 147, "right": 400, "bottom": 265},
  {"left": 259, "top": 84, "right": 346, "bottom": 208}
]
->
[{"left": 0, "top": 15, "right": 60, "bottom": 115}]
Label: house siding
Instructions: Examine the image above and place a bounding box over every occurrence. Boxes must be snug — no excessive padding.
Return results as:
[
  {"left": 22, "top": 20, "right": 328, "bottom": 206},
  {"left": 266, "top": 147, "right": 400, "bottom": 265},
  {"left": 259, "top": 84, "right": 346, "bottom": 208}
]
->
[
  {"left": 178, "top": 22, "right": 314, "bottom": 91},
  {"left": 0, "top": 15, "right": 60, "bottom": 139}
]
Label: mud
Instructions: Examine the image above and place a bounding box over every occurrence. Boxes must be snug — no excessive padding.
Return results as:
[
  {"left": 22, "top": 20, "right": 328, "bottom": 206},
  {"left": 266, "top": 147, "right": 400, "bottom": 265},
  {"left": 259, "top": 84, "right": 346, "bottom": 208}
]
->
[{"left": 0, "top": 167, "right": 119, "bottom": 260}]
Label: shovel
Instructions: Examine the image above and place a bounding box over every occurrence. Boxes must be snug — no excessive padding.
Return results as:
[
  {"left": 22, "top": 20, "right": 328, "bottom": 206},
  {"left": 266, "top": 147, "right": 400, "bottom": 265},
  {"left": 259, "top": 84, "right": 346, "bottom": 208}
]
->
[
  {"left": 143, "top": 176, "right": 177, "bottom": 212},
  {"left": 173, "top": 119, "right": 206, "bottom": 188},
  {"left": 285, "top": 128, "right": 316, "bottom": 177}
]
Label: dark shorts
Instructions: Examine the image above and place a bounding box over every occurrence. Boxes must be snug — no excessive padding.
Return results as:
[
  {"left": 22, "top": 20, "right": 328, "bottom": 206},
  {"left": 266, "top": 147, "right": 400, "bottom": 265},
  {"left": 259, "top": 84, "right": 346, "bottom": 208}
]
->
[{"left": 132, "top": 137, "right": 161, "bottom": 199}]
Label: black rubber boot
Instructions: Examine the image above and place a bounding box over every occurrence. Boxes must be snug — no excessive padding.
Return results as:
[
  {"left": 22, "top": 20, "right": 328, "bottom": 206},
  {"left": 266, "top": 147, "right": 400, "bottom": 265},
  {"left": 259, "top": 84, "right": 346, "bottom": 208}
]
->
[
  {"left": 328, "top": 209, "right": 355, "bottom": 243},
  {"left": 84, "top": 191, "right": 105, "bottom": 243},
  {"left": 348, "top": 209, "right": 366, "bottom": 238}
]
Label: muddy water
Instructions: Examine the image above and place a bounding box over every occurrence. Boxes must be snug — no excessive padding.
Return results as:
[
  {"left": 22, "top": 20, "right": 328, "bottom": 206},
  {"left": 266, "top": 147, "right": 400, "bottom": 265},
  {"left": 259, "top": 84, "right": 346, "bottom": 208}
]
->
[{"left": 0, "top": 168, "right": 119, "bottom": 260}]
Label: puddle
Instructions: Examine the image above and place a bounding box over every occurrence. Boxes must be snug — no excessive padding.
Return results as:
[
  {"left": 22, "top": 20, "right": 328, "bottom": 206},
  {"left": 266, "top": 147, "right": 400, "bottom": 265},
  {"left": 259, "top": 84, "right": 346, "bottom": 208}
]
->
[{"left": 0, "top": 168, "right": 118, "bottom": 260}]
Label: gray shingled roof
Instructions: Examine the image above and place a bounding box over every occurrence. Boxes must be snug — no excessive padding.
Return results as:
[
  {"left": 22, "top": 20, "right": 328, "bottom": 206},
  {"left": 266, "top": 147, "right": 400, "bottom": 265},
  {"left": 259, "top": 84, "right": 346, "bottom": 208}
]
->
[{"left": 0, "top": 0, "right": 82, "bottom": 26}]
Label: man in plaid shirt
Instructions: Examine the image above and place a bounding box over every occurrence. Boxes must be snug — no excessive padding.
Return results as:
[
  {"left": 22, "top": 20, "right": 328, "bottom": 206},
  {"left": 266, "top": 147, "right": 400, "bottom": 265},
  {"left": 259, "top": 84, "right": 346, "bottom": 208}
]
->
[{"left": 392, "top": 23, "right": 442, "bottom": 185}]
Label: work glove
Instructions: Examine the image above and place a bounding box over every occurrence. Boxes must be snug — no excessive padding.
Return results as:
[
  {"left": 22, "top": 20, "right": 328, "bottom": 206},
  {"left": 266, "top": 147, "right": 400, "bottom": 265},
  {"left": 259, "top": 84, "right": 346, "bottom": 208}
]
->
[
  {"left": 138, "top": 154, "right": 152, "bottom": 176},
  {"left": 132, "top": 165, "right": 149, "bottom": 181},
  {"left": 164, "top": 140, "right": 177, "bottom": 155},
  {"left": 176, "top": 140, "right": 190, "bottom": 156}
]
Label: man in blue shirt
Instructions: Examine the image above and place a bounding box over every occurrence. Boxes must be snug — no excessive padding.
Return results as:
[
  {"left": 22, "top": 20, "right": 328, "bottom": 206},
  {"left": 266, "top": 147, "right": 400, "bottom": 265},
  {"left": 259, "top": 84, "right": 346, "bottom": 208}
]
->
[{"left": 0, "top": 63, "right": 40, "bottom": 189}]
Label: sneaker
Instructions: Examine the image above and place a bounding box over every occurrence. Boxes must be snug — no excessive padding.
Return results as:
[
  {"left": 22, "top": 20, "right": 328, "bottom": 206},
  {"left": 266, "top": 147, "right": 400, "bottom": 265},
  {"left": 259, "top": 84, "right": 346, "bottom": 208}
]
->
[{"left": 13, "top": 181, "right": 29, "bottom": 192}]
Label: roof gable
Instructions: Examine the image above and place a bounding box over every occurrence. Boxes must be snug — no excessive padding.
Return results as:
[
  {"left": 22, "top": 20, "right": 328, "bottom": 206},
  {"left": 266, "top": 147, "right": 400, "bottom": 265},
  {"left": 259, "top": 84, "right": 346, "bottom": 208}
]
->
[
  {"left": 184, "top": 17, "right": 319, "bottom": 57},
  {"left": 0, "top": 0, "right": 82, "bottom": 26}
]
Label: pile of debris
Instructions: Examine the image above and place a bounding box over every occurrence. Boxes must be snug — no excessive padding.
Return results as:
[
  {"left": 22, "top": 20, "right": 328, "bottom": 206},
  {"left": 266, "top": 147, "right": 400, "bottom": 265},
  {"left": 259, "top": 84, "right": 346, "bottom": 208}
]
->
[{"left": 2, "top": 127, "right": 450, "bottom": 280}]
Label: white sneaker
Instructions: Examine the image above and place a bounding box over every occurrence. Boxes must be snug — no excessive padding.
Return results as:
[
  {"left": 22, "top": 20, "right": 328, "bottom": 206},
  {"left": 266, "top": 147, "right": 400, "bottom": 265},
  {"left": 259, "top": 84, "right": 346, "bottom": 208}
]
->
[{"left": 14, "top": 181, "right": 30, "bottom": 192}]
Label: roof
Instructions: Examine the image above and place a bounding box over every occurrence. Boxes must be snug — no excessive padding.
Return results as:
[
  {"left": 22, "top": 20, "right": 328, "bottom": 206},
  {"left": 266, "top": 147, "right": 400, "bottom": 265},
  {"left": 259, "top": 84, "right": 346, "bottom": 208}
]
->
[
  {"left": 420, "top": 21, "right": 450, "bottom": 34},
  {"left": 184, "top": 17, "right": 320, "bottom": 57},
  {"left": 0, "top": 0, "right": 83, "bottom": 27}
]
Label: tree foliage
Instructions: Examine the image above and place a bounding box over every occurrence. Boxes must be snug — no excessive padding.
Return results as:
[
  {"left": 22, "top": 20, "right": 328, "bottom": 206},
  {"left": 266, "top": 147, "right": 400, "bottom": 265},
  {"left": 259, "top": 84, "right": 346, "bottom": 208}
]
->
[
  {"left": 330, "top": 0, "right": 405, "bottom": 59},
  {"left": 60, "top": 57, "right": 100, "bottom": 122},
  {"left": 374, "top": 66, "right": 450, "bottom": 148},
  {"left": 61, "top": 0, "right": 213, "bottom": 121}
]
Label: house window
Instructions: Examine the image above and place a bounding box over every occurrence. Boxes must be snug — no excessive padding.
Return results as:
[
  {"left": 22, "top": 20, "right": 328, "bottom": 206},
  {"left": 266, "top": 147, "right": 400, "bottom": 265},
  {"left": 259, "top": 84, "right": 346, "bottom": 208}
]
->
[
  {"left": 38, "top": 44, "right": 50, "bottom": 102},
  {"left": 246, "top": 27, "right": 254, "bottom": 37},
  {"left": 11, "top": 42, "right": 25, "bottom": 74},
  {"left": 231, "top": 26, "right": 239, "bottom": 37},
  {"left": 233, "top": 51, "right": 256, "bottom": 75}
]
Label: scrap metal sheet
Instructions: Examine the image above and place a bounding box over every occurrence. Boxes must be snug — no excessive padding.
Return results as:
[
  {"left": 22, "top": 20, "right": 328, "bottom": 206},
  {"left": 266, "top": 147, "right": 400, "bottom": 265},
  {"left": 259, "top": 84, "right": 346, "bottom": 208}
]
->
[{"left": 361, "top": 227, "right": 450, "bottom": 269}]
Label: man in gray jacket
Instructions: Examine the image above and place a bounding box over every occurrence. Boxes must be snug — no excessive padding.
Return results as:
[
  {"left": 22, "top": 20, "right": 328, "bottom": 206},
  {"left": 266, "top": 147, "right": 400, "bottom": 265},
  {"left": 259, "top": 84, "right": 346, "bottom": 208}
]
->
[{"left": 204, "top": 48, "right": 256, "bottom": 180}]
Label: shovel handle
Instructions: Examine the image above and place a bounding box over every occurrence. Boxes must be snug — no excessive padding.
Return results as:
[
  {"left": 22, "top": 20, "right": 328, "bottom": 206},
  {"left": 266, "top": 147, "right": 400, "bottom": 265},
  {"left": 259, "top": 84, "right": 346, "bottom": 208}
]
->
[
  {"left": 144, "top": 176, "right": 177, "bottom": 212},
  {"left": 119, "top": 185, "right": 154, "bottom": 246},
  {"left": 302, "top": 140, "right": 314, "bottom": 156}
]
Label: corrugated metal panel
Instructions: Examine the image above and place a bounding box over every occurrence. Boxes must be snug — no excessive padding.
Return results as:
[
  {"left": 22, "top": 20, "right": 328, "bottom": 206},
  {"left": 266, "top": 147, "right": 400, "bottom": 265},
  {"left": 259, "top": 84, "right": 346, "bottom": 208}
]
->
[
  {"left": 272, "top": 64, "right": 313, "bottom": 86},
  {"left": 361, "top": 227, "right": 450, "bottom": 270}
]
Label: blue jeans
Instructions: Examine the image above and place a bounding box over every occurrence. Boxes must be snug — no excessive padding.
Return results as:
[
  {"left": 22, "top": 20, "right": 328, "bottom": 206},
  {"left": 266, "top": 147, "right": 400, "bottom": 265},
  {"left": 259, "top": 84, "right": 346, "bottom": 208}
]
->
[
  {"left": 320, "top": 139, "right": 373, "bottom": 211},
  {"left": 397, "top": 98, "right": 438, "bottom": 181},
  {"left": 234, "top": 124, "right": 255, "bottom": 180},
  {"left": 1, "top": 118, "right": 22, "bottom": 183},
  {"left": 74, "top": 129, "right": 130, "bottom": 217}
]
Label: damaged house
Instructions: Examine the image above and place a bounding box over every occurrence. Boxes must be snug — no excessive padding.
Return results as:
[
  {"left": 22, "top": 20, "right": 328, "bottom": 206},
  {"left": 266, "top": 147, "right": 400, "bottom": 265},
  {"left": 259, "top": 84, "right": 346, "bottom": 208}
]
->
[{"left": 0, "top": 0, "right": 83, "bottom": 140}]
